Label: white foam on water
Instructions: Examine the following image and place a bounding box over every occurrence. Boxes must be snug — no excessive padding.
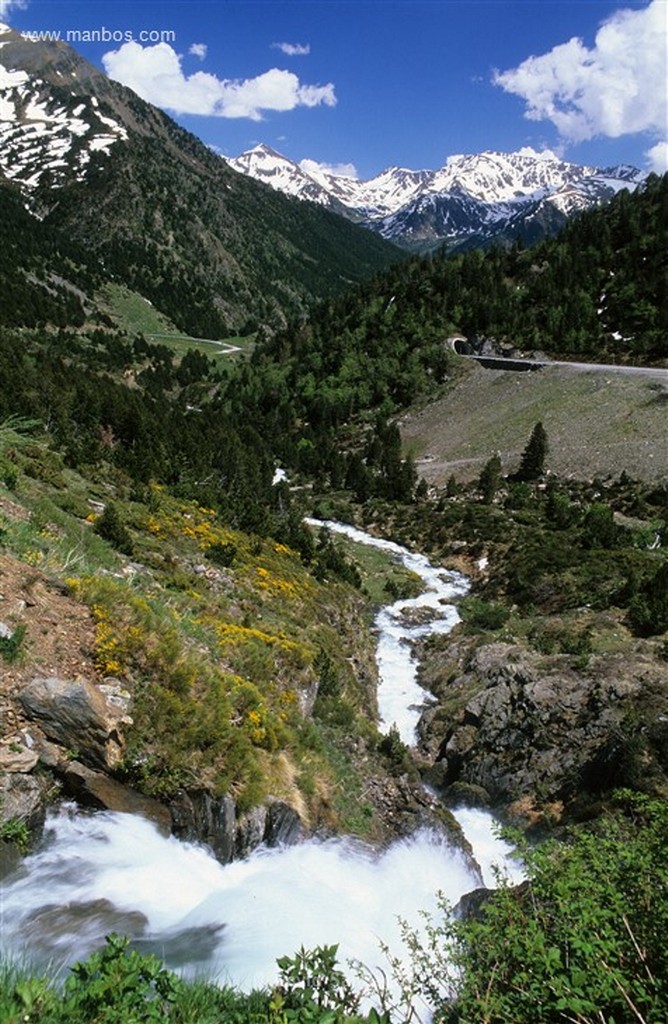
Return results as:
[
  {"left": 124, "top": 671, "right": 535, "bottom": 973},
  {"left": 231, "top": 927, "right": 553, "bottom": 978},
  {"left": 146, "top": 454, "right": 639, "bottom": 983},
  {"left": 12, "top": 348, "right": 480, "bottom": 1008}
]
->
[
  {"left": 306, "top": 519, "right": 468, "bottom": 744},
  {"left": 1, "top": 808, "right": 494, "bottom": 993},
  {"left": 1, "top": 520, "right": 522, "bottom": 1011}
]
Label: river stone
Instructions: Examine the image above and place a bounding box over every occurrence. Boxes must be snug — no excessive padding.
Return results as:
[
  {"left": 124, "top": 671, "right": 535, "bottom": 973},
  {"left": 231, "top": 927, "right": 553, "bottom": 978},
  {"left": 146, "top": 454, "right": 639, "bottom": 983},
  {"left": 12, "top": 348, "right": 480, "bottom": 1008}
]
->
[
  {"left": 236, "top": 805, "right": 267, "bottom": 858},
  {"left": 18, "top": 676, "right": 131, "bottom": 770},
  {"left": 456, "top": 880, "right": 531, "bottom": 922},
  {"left": 0, "top": 839, "right": 22, "bottom": 878},
  {"left": 169, "top": 791, "right": 303, "bottom": 862},
  {"left": 62, "top": 761, "right": 171, "bottom": 833},
  {"left": 23, "top": 899, "right": 148, "bottom": 956},
  {"left": 0, "top": 772, "right": 48, "bottom": 836},
  {"left": 169, "top": 790, "right": 237, "bottom": 863},
  {"left": 133, "top": 923, "right": 225, "bottom": 965},
  {"left": 265, "top": 799, "right": 304, "bottom": 847}
]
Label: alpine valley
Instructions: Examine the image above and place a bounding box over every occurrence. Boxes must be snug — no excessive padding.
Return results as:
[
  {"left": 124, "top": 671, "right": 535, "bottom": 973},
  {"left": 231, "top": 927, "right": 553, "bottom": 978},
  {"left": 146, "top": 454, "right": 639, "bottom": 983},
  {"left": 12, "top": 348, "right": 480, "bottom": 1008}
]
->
[
  {"left": 0, "top": 23, "right": 399, "bottom": 337},
  {"left": 0, "top": 18, "right": 667, "bottom": 1024}
]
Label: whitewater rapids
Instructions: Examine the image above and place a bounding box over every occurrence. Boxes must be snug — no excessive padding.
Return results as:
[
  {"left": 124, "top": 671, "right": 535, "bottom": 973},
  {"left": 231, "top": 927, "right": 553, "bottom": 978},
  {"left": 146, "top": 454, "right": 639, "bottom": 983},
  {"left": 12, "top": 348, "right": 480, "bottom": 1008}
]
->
[{"left": 1, "top": 520, "right": 522, "bottom": 1004}]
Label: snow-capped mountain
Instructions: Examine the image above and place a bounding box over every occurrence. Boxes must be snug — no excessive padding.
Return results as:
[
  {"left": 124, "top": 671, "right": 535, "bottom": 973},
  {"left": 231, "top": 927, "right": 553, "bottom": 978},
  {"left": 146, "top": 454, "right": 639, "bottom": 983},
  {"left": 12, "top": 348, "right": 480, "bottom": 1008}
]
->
[
  {"left": 0, "top": 22, "right": 130, "bottom": 193},
  {"left": 226, "top": 144, "right": 646, "bottom": 251},
  {"left": 0, "top": 23, "right": 397, "bottom": 335},
  {"left": 225, "top": 145, "right": 433, "bottom": 218}
]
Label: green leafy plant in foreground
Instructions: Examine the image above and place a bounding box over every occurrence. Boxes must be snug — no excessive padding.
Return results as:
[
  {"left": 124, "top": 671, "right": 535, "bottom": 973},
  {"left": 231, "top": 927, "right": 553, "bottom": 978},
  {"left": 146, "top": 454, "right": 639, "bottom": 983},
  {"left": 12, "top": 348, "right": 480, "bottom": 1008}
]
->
[
  {"left": 271, "top": 945, "right": 363, "bottom": 1023},
  {"left": 0, "top": 936, "right": 180, "bottom": 1024},
  {"left": 365, "top": 791, "right": 667, "bottom": 1024},
  {"left": 58, "top": 934, "right": 180, "bottom": 1023}
]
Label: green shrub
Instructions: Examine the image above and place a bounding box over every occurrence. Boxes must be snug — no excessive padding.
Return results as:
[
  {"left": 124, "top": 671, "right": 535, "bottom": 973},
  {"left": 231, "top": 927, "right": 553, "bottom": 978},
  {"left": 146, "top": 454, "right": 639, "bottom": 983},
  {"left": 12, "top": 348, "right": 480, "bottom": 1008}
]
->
[
  {"left": 582, "top": 501, "right": 618, "bottom": 549},
  {"left": 529, "top": 622, "right": 593, "bottom": 658},
  {"left": 0, "top": 816, "right": 30, "bottom": 851},
  {"left": 94, "top": 502, "right": 133, "bottom": 555},
  {"left": 459, "top": 597, "right": 509, "bottom": 632},
  {"left": 372, "top": 792, "right": 668, "bottom": 1024},
  {"left": 0, "top": 460, "right": 18, "bottom": 490},
  {"left": 629, "top": 561, "right": 668, "bottom": 636},
  {"left": 207, "top": 540, "right": 237, "bottom": 566},
  {"left": 0, "top": 624, "right": 26, "bottom": 664},
  {"left": 378, "top": 724, "right": 412, "bottom": 776},
  {"left": 272, "top": 945, "right": 361, "bottom": 1023},
  {"left": 59, "top": 934, "right": 180, "bottom": 1022}
]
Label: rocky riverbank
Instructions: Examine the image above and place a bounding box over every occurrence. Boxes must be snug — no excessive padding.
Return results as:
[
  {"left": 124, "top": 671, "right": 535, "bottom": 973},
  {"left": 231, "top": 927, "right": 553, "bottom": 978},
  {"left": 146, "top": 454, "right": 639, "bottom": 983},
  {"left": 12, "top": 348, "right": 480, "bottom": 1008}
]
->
[
  {"left": 0, "top": 546, "right": 463, "bottom": 870},
  {"left": 417, "top": 635, "right": 668, "bottom": 826}
]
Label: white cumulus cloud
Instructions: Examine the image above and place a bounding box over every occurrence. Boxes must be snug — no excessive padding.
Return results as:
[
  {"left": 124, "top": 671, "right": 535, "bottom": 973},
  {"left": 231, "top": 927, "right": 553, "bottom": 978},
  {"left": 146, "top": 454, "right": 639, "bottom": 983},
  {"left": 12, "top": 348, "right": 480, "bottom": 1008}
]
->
[
  {"left": 493, "top": 0, "right": 667, "bottom": 152},
  {"left": 102, "top": 41, "right": 336, "bottom": 120},
  {"left": 645, "top": 140, "right": 668, "bottom": 173},
  {"left": 189, "top": 43, "right": 207, "bottom": 61},
  {"left": 273, "top": 42, "right": 311, "bottom": 56},
  {"left": 0, "top": 0, "right": 27, "bottom": 19},
  {"left": 300, "top": 158, "right": 358, "bottom": 179}
]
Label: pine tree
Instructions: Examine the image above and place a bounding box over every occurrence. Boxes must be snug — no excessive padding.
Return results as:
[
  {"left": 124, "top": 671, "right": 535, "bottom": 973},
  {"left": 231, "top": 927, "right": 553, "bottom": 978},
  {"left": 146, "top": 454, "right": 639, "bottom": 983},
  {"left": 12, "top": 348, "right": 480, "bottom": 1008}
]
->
[
  {"left": 517, "top": 422, "right": 549, "bottom": 481},
  {"left": 479, "top": 454, "right": 502, "bottom": 503}
]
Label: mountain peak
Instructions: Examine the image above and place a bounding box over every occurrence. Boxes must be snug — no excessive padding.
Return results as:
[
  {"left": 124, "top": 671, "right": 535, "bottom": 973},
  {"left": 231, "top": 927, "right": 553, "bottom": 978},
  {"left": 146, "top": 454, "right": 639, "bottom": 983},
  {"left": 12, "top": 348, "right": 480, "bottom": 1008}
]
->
[
  {"left": 0, "top": 29, "right": 399, "bottom": 335},
  {"left": 0, "top": 26, "right": 130, "bottom": 192},
  {"left": 228, "top": 143, "right": 645, "bottom": 251}
]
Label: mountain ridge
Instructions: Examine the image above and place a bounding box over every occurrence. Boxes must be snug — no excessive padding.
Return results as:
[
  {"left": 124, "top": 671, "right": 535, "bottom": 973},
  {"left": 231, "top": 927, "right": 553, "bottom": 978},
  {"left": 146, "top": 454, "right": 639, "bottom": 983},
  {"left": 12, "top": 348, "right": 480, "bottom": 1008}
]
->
[
  {"left": 0, "top": 23, "right": 400, "bottom": 336},
  {"left": 226, "top": 143, "right": 646, "bottom": 251}
]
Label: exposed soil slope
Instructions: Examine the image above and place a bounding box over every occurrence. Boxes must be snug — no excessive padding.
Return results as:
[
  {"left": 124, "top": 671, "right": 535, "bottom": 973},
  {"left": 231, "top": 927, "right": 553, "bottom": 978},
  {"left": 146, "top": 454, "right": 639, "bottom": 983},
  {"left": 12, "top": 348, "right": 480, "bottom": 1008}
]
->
[{"left": 401, "top": 362, "right": 668, "bottom": 484}]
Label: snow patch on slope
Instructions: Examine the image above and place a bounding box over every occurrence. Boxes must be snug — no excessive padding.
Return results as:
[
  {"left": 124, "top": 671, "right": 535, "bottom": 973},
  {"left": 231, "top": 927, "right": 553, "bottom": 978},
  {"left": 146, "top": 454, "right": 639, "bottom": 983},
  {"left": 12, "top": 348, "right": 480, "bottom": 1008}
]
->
[{"left": 0, "top": 48, "right": 127, "bottom": 191}]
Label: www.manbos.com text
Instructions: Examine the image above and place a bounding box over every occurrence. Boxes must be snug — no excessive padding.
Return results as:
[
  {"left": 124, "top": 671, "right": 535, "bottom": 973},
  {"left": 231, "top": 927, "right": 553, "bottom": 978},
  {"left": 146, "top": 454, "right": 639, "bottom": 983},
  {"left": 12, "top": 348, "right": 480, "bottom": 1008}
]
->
[{"left": 21, "top": 27, "right": 176, "bottom": 44}]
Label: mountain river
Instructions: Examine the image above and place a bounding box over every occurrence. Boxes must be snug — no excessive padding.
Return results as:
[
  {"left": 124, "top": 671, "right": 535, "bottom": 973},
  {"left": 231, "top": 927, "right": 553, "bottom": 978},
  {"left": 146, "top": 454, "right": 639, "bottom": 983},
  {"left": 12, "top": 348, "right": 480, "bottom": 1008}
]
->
[{"left": 0, "top": 521, "right": 522, "bottom": 1007}]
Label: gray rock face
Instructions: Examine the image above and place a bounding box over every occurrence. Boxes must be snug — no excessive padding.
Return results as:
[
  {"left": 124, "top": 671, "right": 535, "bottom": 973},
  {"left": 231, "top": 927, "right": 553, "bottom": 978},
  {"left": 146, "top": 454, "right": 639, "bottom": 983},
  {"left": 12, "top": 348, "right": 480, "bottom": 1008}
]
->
[
  {"left": 17, "top": 676, "right": 132, "bottom": 770},
  {"left": 265, "top": 799, "right": 304, "bottom": 847},
  {"left": 169, "top": 790, "right": 238, "bottom": 863},
  {"left": 62, "top": 761, "right": 171, "bottom": 833},
  {"left": 0, "top": 772, "right": 49, "bottom": 837},
  {"left": 421, "top": 643, "right": 668, "bottom": 808},
  {"left": 168, "top": 790, "right": 304, "bottom": 864}
]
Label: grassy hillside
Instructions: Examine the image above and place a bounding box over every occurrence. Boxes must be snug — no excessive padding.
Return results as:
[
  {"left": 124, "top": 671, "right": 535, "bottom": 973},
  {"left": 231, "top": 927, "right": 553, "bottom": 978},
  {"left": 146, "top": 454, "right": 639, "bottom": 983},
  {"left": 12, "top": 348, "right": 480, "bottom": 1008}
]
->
[
  {"left": 0, "top": 425, "right": 425, "bottom": 839},
  {"left": 401, "top": 360, "right": 668, "bottom": 485}
]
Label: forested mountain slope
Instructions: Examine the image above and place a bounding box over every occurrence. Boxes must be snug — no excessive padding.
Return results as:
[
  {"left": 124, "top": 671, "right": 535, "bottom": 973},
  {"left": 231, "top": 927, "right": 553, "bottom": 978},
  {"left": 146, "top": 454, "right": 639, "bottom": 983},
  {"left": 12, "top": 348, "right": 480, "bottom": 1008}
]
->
[
  {"left": 240, "top": 173, "right": 665, "bottom": 468},
  {"left": 2, "top": 175, "right": 663, "bottom": 518},
  {"left": 0, "top": 24, "right": 400, "bottom": 337}
]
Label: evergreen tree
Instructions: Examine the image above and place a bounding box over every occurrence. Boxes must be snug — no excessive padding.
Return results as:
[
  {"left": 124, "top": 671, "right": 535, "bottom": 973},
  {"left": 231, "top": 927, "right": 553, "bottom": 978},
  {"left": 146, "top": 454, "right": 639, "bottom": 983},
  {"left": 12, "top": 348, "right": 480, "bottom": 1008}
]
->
[
  {"left": 479, "top": 454, "right": 502, "bottom": 503},
  {"left": 517, "top": 422, "right": 549, "bottom": 481},
  {"left": 629, "top": 562, "right": 668, "bottom": 635}
]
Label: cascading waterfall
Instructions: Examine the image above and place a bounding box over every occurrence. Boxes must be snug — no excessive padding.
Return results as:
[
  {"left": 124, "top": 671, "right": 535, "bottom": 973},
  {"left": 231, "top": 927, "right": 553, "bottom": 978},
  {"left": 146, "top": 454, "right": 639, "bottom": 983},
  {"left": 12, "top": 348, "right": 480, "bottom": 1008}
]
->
[{"left": 0, "top": 522, "right": 522, "bottom": 1003}]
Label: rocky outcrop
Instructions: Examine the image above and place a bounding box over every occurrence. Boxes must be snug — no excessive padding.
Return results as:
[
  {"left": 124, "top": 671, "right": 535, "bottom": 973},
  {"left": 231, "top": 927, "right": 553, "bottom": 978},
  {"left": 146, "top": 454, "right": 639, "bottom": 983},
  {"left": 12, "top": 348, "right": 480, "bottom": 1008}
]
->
[
  {"left": 0, "top": 771, "right": 51, "bottom": 839},
  {"left": 17, "top": 676, "right": 132, "bottom": 770},
  {"left": 420, "top": 643, "right": 668, "bottom": 813},
  {"left": 3, "top": 670, "right": 310, "bottom": 864},
  {"left": 168, "top": 790, "right": 304, "bottom": 864},
  {"left": 62, "top": 761, "right": 172, "bottom": 832}
]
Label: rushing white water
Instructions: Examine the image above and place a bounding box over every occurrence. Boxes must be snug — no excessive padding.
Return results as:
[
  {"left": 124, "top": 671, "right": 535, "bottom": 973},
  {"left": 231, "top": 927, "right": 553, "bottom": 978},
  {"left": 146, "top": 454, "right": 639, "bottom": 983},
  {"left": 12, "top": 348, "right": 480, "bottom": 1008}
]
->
[
  {"left": 1, "top": 520, "right": 521, "bottom": 1005},
  {"left": 1, "top": 811, "right": 481, "bottom": 987},
  {"left": 306, "top": 518, "right": 468, "bottom": 745}
]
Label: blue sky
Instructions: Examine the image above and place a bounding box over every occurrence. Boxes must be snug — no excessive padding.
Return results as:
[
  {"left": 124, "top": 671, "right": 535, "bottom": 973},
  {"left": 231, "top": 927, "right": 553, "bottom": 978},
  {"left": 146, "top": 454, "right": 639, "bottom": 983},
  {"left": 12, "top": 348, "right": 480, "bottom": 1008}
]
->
[{"left": 2, "top": 0, "right": 666, "bottom": 177}]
